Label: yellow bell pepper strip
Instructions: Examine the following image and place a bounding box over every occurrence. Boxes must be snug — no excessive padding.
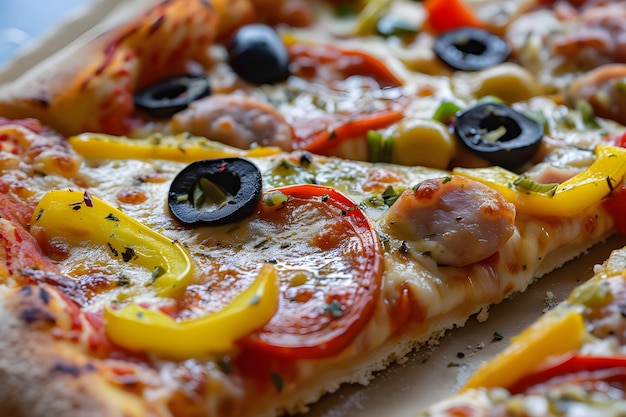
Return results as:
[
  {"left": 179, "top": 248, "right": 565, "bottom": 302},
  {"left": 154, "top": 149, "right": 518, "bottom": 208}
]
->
[
  {"left": 461, "top": 309, "right": 587, "bottom": 391},
  {"left": 104, "top": 264, "right": 279, "bottom": 359},
  {"left": 30, "top": 189, "right": 193, "bottom": 299},
  {"left": 453, "top": 145, "right": 626, "bottom": 217},
  {"left": 68, "top": 133, "right": 281, "bottom": 163}
]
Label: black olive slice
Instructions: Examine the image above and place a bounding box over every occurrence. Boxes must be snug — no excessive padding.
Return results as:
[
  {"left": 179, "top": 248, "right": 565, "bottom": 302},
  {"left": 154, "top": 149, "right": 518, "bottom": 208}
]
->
[
  {"left": 433, "top": 27, "right": 510, "bottom": 71},
  {"left": 168, "top": 158, "right": 263, "bottom": 227},
  {"left": 454, "top": 103, "right": 543, "bottom": 170},
  {"left": 134, "top": 75, "right": 211, "bottom": 119},
  {"left": 227, "top": 24, "right": 290, "bottom": 85}
]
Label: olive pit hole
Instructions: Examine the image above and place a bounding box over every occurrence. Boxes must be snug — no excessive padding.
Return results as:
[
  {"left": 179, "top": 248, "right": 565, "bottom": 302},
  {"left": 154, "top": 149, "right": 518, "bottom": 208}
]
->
[{"left": 452, "top": 38, "right": 487, "bottom": 58}]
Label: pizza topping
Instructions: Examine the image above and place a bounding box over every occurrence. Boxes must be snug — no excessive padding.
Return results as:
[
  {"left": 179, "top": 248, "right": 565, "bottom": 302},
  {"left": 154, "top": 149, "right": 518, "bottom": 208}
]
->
[
  {"left": 68, "top": 133, "right": 281, "bottom": 162},
  {"left": 566, "top": 64, "right": 626, "bottom": 126},
  {"left": 238, "top": 184, "right": 384, "bottom": 359},
  {"left": 170, "top": 94, "right": 293, "bottom": 150},
  {"left": 603, "top": 182, "right": 626, "bottom": 235},
  {"left": 104, "top": 264, "right": 279, "bottom": 359},
  {"left": 389, "top": 117, "right": 456, "bottom": 169},
  {"left": 461, "top": 310, "right": 587, "bottom": 392},
  {"left": 133, "top": 75, "right": 211, "bottom": 119},
  {"left": 455, "top": 145, "right": 626, "bottom": 217},
  {"left": 423, "top": 0, "right": 486, "bottom": 34},
  {"left": 378, "top": 175, "right": 516, "bottom": 267},
  {"left": 508, "top": 353, "right": 626, "bottom": 395},
  {"left": 454, "top": 102, "right": 544, "bottom": 170},
  {"left": 168, "top": 158, "right": 263, "bottom": 227},
  {"left": 227, "top": 24, "right": 290, "bottom": 85},
  {"left": 466, "top": 63, "right": 542, "bottom": 104},
  {"left": 30, "top": 189, "right": 194, "bottom": 299},
  {"left": 352, "top": 0, "right": 393, "bottom": 36},
  {"left": 433, "top": 27, "right": 510, "bottom": 72}
]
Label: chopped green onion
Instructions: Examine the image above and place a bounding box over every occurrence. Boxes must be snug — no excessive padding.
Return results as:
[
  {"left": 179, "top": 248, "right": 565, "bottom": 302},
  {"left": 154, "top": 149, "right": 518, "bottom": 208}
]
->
[
  {"left": 477, "top": 95, "right": 505, "bottom": 105},
  {"left": 524, "top": 110, "right": 549, "bottom": 133},
  {"left": 513, "top": 175, "right": 559, "bottom": 196},
  {"left": 381, "top": 186, "right": 400, "bottom": 206},
  {"left": 324, "top": 300, "right": 344, "bottom": 318},
  {"left": 576, "top": 99, "right": 600, "bottom": 129},
  {"left": 263, "top": 191, "right": 289, "bottom": 207},
  {"left": 367, "top": 130, "right": 393, "bottom": 163},
  {"left": 334, "top": 2, "right": 357, "bottom": 17},
  {"left": 271, "top": 373, "right": 284, "bottom": 392},
  {"left": 152, "top": 266, "right": 166, "bottom": 282},
  {"left": 432, "top": 101, "right": 462, "bottom": 123},
  {"left": 614, "top": 78, "right": 626, "bottom": 96}
]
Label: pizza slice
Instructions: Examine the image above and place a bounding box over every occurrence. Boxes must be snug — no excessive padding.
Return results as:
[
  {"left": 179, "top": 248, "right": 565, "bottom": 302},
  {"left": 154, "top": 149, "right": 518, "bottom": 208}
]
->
[
  {"left": 506, "top": 0, "right": 626, "bottom": 126},
  {"left": 0, "top": 0, "right": 547, "bottom": 170},
  {"left": 418, "top": 242, "right": 626, "bottom": 417},
  {"left": 0, "top": 112, "right": 625, "bottom": 416}
]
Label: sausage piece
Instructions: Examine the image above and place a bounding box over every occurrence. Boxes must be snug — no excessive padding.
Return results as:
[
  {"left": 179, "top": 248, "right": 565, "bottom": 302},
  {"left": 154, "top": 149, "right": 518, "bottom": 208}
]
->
[
  {"left": 379, "top": 175, "right": 516, "bottom": 267},
  {"left": 566, "top": 64, "right": 626, "bottom": 126},
  {"left": 170, "top": 94, "right": 293, "bottom": 150}
]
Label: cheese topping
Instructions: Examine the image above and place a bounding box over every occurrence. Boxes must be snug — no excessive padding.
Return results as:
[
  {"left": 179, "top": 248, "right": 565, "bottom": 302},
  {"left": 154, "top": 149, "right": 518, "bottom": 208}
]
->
[{"left": 12, "top": 130, "right": 617, "bottom": 357}]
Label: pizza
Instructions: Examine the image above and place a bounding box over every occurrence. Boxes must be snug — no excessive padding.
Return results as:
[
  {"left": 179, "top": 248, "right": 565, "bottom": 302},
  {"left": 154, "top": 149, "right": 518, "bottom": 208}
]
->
[
  {"left": 418, "top": 243, "right": 626, "bottom": 417},
  {"left": 0, "top": 0, "right": 626, "bottom": 416}
]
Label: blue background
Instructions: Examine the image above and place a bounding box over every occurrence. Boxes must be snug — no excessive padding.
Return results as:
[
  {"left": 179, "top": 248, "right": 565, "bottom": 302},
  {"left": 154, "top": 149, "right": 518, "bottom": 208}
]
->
[{"left": 0, "top": 0, "right": 92, "bottom": 65}]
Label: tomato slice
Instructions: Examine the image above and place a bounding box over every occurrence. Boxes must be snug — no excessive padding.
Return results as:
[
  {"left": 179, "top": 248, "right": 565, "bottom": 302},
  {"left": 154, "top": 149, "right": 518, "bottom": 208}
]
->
[{"left": 237, "top": 184, "right": 384, "bottom": 359}]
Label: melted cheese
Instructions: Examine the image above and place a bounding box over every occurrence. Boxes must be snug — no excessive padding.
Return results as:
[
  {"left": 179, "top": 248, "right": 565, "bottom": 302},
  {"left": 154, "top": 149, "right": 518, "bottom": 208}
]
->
[{"left": 19, "top": 143, "right": 614, "bottom": 342}]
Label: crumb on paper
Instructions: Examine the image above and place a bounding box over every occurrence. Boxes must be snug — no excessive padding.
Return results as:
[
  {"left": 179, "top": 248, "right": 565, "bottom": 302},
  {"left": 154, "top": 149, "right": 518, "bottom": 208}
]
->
[
  {"left": 491, "top": 331, "right": 504, "bottom": 342},
  {"left": 543, "top": 290, "right": 557, "bottom": 312},
  {"left": 463, "top": 342, "right": 486, "bottom": 358},
  {"left": 476, "top": 307, "right": 489, "bottom": 322}
]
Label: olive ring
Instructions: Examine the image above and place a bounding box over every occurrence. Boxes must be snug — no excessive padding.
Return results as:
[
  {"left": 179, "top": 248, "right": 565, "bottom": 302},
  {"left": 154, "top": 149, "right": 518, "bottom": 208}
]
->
[
  {"left": 454, "top": 102, "right": 543, "bottom": 169},
  {"left": 433, "top": 27, "right": 510, "bottom": 72},
  {"left": 134, "top": 75, "right": 211, "bottom": 119},
  {"left": 168, "top": 158, "right": 263, "bottom": 227}
]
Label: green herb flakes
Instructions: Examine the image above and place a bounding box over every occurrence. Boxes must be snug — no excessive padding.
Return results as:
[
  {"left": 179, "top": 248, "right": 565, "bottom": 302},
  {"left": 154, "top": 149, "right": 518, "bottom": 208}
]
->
[
  {"left": 152, "top": 265, "right": 166, "bottom": 282},
  {"left": 271, "top": 373, "right": 284, "bottom": 392},
  {"left": 324, "top": 300, "right": 344, "bottom": 318}
]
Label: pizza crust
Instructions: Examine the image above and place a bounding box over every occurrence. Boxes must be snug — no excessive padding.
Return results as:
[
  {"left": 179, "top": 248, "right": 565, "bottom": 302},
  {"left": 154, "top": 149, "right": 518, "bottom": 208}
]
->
[{"left": 0, "top": 286, "right": 115, "bottom": 417}]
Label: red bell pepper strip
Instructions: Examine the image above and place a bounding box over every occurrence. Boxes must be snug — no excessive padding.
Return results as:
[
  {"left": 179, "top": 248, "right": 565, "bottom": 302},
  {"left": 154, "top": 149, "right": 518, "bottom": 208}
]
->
[
  {"left": 423, "top": 0, "right": 486, "bottom": 34},
  {"left": 508, "top": 353, "right": 626, "bottom": 394},
  {"left": 286, "top": 42, "right": 407, "bottom": 154},
  {"left": 292, "top": 109, "right": 404, "bottom": 155}
]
